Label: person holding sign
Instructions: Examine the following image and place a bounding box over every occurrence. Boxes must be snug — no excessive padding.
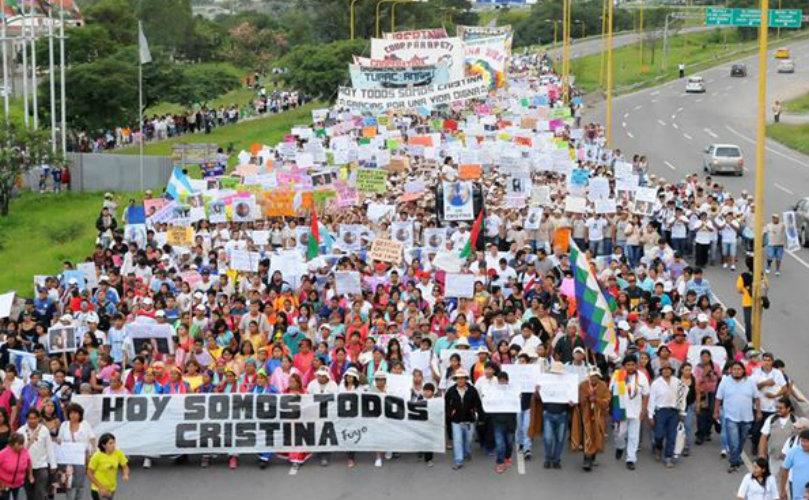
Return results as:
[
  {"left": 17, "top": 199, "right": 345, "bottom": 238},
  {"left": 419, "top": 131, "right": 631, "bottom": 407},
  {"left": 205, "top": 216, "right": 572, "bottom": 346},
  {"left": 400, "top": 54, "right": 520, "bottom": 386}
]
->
[
  {"left": 488, "top": 372, "right": 518, "bottom": 474},
  {"left": 571, "top": 366, "right": 610, "bottom": 472},
  {"left": 444, "top": 369, "right": 483, "bottom": 471},
  {"left": 539, "top": 362, "right": 575, "bottom": 470}
]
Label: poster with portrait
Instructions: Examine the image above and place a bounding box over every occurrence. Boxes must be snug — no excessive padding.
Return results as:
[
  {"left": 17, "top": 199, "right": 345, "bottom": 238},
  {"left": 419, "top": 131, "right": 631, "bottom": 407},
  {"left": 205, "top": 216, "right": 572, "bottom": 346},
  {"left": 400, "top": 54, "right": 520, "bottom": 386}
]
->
[
  {"left": 295, "top": 226, "right": 311, "bottom": 252},
  {"left": 784, "top": 211, "right": 801, "bottom": 252},
  {"left": 632, "top": 199, "right": 655, "bottom": 217},
  {"left": 208, "top": 200, "right": 228, "bottom": 224},
  {"left": 391, "top": 221, "right": 414, "bottom": 248},
  {"left": 423, "top": 228, "right": 447, "bottom": 252},
  {"left": 442, "top": 181, "right": 474, "bottom": 221},
  {"left": 508, "top": 175, "right": 531, "bottom": 196},
  {"left": 127, "top": 323, "right": 175, "bottom": 355},
  {"left": 232, "top": 197, "right": 256, "bottom": 222},
  {"left": 338, "top": 225, "right": 362, "bottom": 252},
  {"left": 46, "top": 325, "right": 77, "bottom": 354},
  {"left": 524, "top": 207, "right": 543, "bottom": 230}
]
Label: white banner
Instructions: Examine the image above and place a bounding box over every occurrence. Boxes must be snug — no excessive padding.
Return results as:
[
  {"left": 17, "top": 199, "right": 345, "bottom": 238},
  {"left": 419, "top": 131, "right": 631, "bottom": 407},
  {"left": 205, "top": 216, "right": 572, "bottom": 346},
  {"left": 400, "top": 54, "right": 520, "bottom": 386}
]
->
[
  {"left": 369, "top": 37, "right": 465, "bottom": 81},
  {"left": 334, "top": 271, "right": 362, "bottom": 296},
  {"left": 74, "top": 394, "right": 445, "bottom": 455},
  {"left": 336, "top": 76, "right": 489, "bottom": 114},
  {"left": 536, "top": 373, "right": 580, "bottom": 404}
]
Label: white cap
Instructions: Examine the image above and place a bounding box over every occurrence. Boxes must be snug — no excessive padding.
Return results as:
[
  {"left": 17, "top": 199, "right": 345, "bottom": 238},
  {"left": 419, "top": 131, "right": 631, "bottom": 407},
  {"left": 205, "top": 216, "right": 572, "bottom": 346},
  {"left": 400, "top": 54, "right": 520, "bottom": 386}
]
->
[
  {"left": 697, "top": 313, "right": 709, "bottom": 323},
  {"left": 85, "top": 312, "right": 99, "bottom": 324},
  {"left": 455, "top": 337, "right": 470, "bottom": 348},
  {"left": 59, "top": 314, "right": 73, "bottom": 323},
  {"left": 143, "top": 297, "right": 153, "bottom": 305},
  {"left": 661, "top": 305, "right": 674, "bottom": 314},
  {"left": 155, "top": 310, "right": 166, "bottom": 318},
  {"left": 68, "top": 278, "right": 78, "bottom": 285},
  {"left": 618, "top": 320, "right": 630, "bottom": 330}
]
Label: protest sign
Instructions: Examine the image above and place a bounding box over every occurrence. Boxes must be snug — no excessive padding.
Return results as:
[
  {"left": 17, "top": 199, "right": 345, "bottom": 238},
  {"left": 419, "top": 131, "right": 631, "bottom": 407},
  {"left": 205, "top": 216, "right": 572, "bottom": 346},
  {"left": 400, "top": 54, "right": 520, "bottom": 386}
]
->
[
  {"left": 0, "top": 292, "right": 14, "bottom": 319},
  {"left": 264, "top": 191, "right": 295, "bottom": 217},
  {"left": 438, "top": 349, "right": 478, "bottom": 375},
  {"left": 356, "top": 168, "right": 388, "bottom": 194},
  {"left": 56, "top": 443, "right": 87, "bottom": 465},
  {"left": 385, "top": 373, "right": 413, "bottom": 398},
  {"left": 74, "top": 394, "right": 445, "bottom": 454},
  {"left": 524, "top": 207, "right": 543, "bottom": 230},
  {"left": 382, "top": 28, "right": 448, "bottom": 40},
  {"left": 46, "top": 325, "right": 77, "bottom": 354},
  {"left": 337, "top": 76, "right": 488, "bottom": 113},
  {"left": 423, "top": 228, "right": 446, "bottom": 252},
  {"left": 338, "top": 225, "right": 363, "bottom": 251},
  {"left": 536, "top": 373, "right": 579, "bottom": 404},
  {"left": 564, "top": 196, "right": 587, "bottom": 214},
  {"left": 442, "top": 181, "right": 475, "bottom": 221},
  {"left": 126, "top": 323, "right": 175, "bottom": 355},
  {"left": 501, "top": 364, "right": 542, "bottom": 393},
  {"left": 479, "top": 384, "right": 521, "bottom": 413},
  {"left": 335, "top": 271, "right": 362, "bottom": 296},
  {"left": 369, "top": 239, "right": 403, "bottom": 264},
  {"left": 387, "top": 157, "right": 409, "bottom": 172},
  {"left": 167, "top": 226, "right": 194, "bottom": 247},
  {"left": 595, "top": 199, "right": 617, "bottom": 214},
  {"left": 369, "top": 37, "right": 465, "bottom": 81},
  {"left": 180, "top": 270, "right": 202, "bottom": 289},
  {"left": 391, "top": 221, "right": 414, "bottom": 248},
  {"left": 230, "top": 250, "right": 261, "bottom": 273},
  {"left": 588, "top": 177, "right": 610, "bottom": 201},
  {"left": 349, "top": 63, "right": 451, "bottom": 90},
  {"left": 458, "top": 164, "right": 482, "bottom": 180},
  {"left": 8, "top": 350, "right": 37, "bottom": 380},
  {"left": 784, "top": 211, "right": 801, "bottom": 252},
  {"left": 444, "top": 273, "right": 475, "bottom": 298},
  {"left": 686, "top": 345, "right": 727, "bottom": 371},
  {"left": 464, "top": 34, "right": 510, "bottom": 89}
]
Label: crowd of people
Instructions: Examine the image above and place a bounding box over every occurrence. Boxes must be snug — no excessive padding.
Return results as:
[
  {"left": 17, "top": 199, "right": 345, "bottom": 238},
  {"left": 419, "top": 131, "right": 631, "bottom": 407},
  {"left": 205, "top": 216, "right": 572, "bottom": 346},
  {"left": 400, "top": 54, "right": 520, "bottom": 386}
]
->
[{"left": 2, "top": 50, "right": 808, "bottom": 500}]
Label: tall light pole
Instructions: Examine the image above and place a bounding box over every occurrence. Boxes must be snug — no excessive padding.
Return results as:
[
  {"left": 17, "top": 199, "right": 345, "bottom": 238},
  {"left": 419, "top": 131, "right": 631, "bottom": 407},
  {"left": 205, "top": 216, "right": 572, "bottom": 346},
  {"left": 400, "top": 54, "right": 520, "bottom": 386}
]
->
[
  {"left": 30, "top": 0, "right": 38, "bottom": 129},
  {"left": 639, "top": 2, "right": 644, "bottom": 66},
  {"left": 605, "top": 0, "right": 614, "bottom": 146},
  {"left": 21, "top": 0, "right": 29, "bottom": 128},
  {"left": 48, "top": 3, "right": 56, "bottom": 152},
  {"left": 349, "top": 0, "right": 366, "bottom": 40},
  {"left": 1, "top": 0, "right": 9, "bottom": 123},
  {"left": 545, "top": 19, "right": 559, "bottom": 50},
  {"left": 561, "top": 0, "right": 569, "bottom": 102},
  {"left": 60, "top": 0, "right": 66, "bottom": 155},
  {"left": 751, "top": 0, "right": 770, "bottom": 349}
]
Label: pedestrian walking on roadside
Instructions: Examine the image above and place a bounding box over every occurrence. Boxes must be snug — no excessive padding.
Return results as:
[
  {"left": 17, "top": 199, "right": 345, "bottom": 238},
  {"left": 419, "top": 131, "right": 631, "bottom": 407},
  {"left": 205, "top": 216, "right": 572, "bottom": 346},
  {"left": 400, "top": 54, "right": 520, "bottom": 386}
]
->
[
  {"left": 715, "top": 361, "right": 762, "bottom": 473},
  {"left": 772, "top": 100, "right": 782, "bottom": 123},
  {"left": 764, "top": 214, "right": 786, "bottom": 276}
]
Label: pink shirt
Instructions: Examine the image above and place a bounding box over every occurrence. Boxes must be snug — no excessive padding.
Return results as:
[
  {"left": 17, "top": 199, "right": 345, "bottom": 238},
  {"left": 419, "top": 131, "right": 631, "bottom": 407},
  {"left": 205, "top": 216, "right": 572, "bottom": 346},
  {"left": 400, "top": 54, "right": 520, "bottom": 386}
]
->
[{"left": 0, "top": 447, "right": 31, "bottom": 489}]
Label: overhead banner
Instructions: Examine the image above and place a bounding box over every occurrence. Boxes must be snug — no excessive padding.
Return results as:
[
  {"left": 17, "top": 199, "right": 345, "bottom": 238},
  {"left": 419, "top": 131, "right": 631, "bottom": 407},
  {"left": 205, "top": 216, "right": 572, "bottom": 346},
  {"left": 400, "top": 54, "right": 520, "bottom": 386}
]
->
[
  {"left": 337, "top": 76, "right": 489, "bottom": 113},
  {"left": 456, "top": 25, "right": 513, "bottom": 42},
  {"left": 369, "top": 37, "right": 465, "bottom": 81},
  {"left": 349, "top": 63, "right": 451, "bottom": 89},
  {"left": 464, "top": 33, "right": 510, "bottom": 89},
  {"left": 382, "top": 28, "right": 448, "bottom": 40},
  {"left": 74, "top": 394, "right": 445, "bottom": 455}
]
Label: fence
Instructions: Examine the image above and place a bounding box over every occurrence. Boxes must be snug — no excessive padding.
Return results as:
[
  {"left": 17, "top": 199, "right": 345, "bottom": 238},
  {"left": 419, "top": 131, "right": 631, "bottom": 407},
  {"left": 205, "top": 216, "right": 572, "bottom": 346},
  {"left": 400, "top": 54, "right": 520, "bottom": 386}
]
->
[{"left": 24, "top": 153, "right": 174, "bottom": 193}]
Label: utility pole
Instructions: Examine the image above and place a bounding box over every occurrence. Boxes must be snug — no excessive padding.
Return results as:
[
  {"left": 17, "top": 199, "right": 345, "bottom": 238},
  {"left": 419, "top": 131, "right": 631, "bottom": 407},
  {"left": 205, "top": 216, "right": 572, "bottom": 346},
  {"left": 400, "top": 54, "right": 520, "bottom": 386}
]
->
[{"left": 605, "top": 0, "right": 614, "bottom": 146}]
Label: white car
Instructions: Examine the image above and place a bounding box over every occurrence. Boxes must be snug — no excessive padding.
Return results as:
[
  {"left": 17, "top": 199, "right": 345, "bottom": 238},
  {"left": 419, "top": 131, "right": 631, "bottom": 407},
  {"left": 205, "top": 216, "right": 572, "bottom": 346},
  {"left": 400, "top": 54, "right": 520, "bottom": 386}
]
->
[
  {"left": 777, "top": 59, "right": 795, "bottom": 73},
  {"left": 685, "top": 76, "right": 706, "bottom": 93}
]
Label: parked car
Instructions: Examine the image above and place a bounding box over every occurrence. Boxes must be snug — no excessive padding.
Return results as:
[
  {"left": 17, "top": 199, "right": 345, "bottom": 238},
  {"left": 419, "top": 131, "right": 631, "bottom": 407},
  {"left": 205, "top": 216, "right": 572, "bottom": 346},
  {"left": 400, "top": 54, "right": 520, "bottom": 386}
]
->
[
  {"left": 685, "top": 76, "right": 706, "bottom": 93},
  {"left": 777, "top": 59, "right": 795, "bottom": 73},
  {"left": 702, "top": 144, "right": 744, "bottom": 176},
  {"left": 730, "top": 64, "right": 747, "bottom": 77},
  {"left": 775, "top": 48, "right": 790, "bottom": 59},
  {"left": 794, "top": 198, "right": 809, "bottom": 247}
]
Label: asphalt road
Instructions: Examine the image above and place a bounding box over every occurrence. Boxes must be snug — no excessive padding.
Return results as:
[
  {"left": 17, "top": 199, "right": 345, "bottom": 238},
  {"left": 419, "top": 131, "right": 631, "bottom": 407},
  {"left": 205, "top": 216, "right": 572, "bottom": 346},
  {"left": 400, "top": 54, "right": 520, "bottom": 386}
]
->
[
  {"left": 547, "top": 26, "right": 711, "bottom": 61},
  {"left": 591, "top": 37, "right": 809, "bottom": 390},
  {"left": 114, "top": 437, "right": 742, "bottom": 500}
]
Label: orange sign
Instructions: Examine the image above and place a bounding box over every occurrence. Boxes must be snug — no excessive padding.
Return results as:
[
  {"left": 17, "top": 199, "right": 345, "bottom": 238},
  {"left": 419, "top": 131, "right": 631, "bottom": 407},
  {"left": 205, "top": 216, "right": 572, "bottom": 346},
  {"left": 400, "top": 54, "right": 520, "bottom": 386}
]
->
[
  {"left": 408, "top": 135, "right": 434, "bottom": 147},
  {"left": 362, "top": 126, "right": 377, "bottom": 138},
  {"left": 458, "top": 164, "right": 482, "bottom": 180},
  {"left": 264, "top": 191, "right": 295, "bottom": 217}
]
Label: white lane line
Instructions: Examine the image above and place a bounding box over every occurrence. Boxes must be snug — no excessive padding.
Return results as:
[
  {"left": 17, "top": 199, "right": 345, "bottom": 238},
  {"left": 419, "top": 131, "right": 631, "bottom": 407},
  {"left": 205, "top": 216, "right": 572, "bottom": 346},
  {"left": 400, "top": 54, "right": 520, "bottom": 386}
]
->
[
  {"left": 664, "top": 161, "right": 677, "bottom": 170},
  {"left": 724, "top": 85, "right": 733, "bottom": 90},
  {"left": 671, "top": 114, "right": 677, "bottom": 119},
  {"left": 683, "top": 133, "right": 693, "bottom": 140},
  {"left": 704, "top": 128, "right": 718, "bottom": 138},
  {"left": 725, "top": 125, "right": 809, "bottom": 169},
  {"left": 634, "top": 105, "right": 642, "bottom": 111},
  {"left": 774, "top": 183, "right": 795, "bottom": 195},
  {"left": 623, "top": 112, "right": 629, "bottom": 119},
  {"left": 696, "top": 98, "right": 703, "bottom": 103},
  {"left": 657, "top": 119, "right": 667, "bottom": 126},
  {"left": 673, "top": 123, "right": 679, "bottom": 129},
  {"left": 787, "top": 250, "right": 809, "bottom": 271},
  {"left": 517, "top": 451, "right": 526, "bottom": 475},
  {"left": 677, "top": 107, "right": 684, "bottom": 112},
  {"left": 627, "top": 131, "right": 635, "bottom": 138},
  {"left": 622, "top": 121, "right": 627, "bottom": 128},
  {"left": 650, "top": 90, "right": 660, "bottom": 96}
]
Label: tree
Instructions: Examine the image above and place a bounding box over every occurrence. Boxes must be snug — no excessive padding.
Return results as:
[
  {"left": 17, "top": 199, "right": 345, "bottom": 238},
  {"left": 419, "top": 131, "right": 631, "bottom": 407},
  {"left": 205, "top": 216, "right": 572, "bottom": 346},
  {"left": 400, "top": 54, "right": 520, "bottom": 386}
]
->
[
  {"left": 0, "top": 123, "right": 59, "bottom": 216},
  {"left": 277, "top": 39, "right": 367, "bottom": 102},
  {"left": 83, "top": 0, "right": 138, "bottom": 46}
]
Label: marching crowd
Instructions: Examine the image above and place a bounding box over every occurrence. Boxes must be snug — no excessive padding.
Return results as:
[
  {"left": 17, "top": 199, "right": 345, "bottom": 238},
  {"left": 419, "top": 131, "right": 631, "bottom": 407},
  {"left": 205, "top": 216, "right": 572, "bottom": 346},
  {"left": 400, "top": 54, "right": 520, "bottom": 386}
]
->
[{"left": 1, "top": 51, "right": 808, "bottom": 500}]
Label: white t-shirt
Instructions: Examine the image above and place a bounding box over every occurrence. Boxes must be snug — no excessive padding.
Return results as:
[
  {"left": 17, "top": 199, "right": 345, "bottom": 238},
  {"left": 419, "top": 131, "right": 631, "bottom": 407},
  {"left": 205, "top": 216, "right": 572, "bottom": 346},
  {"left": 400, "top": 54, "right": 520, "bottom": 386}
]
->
[
  {"left": 735, "top": 473, "right": 778, "bottom": 500},
  {"left": 752, "top": 368, "right": 787, "bottom": 413},
  {"left": 610, "top": 370, "right": 651, "bottom": 420},
  {"left": 586, "top": 218, "right": 607, "bottom": 241}
]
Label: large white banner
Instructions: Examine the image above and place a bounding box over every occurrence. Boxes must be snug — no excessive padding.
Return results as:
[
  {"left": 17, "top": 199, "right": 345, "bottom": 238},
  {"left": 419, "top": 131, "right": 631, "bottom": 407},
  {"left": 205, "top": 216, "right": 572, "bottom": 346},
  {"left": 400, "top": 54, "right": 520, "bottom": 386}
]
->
[
  {"left": 369, "top": 37, "right": 465, "bottom": 81},
  {"left": 382, "top": 28, "right": 448, "bottom": 40},
  {"left": 337, "top": 76, "right": 489, "bottom": 114},
  {"left": 74, "top": 394, "right": 445, "bottom": 455},
  {"left": 464, "top": 33, "right": 510, "bottom": 90}
]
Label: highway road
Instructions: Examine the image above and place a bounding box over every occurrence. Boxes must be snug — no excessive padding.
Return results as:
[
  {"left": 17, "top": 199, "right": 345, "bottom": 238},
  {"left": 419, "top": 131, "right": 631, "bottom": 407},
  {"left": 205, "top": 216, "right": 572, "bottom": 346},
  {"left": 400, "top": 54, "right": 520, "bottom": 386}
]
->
[
  {"left": 546, "top": 26, "right": 711, "bottom": 61},
  {"left": 591, "top": 37, "right": 809, "bottom": 390}
]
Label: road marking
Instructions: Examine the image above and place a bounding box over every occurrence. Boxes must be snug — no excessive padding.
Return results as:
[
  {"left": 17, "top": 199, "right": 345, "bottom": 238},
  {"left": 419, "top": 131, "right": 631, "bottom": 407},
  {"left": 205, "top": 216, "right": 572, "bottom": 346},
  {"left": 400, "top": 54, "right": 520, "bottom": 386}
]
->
[
  {"left": 623, "top": 112, "right": 629, "bottom": 119},
  {"left": 517, "top": 451, "right": 526, "bottom": 475},
  {"left": 622, "top": 121, "right": 627, "bottom": 128},
  {"left": 664, "top": 161, "right": 677, "bottom": 170},
  {"left": 696, "top": 98, "right": 703, "bottom": 103},
  {"left": 627, "top": 131, "right": 635, "bottom": 138},
  {"left": 787, "top": 250, "right": 809, "bottom": 271},
  {"left": 704, "top": 128, "right": 718, "bottom": 138},
  {"left": 651, "top": 98, "right": 658, "bottom": 103},
  {"left": 677, "top": 107, "right": 684, "bottom": 112},
  {"left": 671, "top": 114, "right": 676, "bottom": 120},
  {"left": 724, "top": 85, "right": 732, "bottom": 90},
  {"left": 657, "top": 119, "right": 667, "bottom": 126},
  {"left": 650, "top": 90, "right": 660, "bottom": 96},
  {"left": 725, "top": 125, "right": 809, "bottom": 169},
  {"left": 633, "top": 105, "right": 642, "bottom": 111},
  {"left": 672, "top": 123, "right": 679, "bottom": 129},
  {"left": 683, "top": 133, "right": 693, "bottom": 140},
  {"left": 774, "top": 183, "right": 795, "bottom": 195}
]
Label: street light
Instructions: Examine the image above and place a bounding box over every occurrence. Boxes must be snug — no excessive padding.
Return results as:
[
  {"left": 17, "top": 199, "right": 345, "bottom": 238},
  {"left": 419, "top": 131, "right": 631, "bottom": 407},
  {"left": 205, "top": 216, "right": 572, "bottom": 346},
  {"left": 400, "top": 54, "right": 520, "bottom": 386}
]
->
[
  {"left": 349, "top": 0, "right": 369, "bottom": 40},
  {"left": 544, "top": 19, "right": 560, "bottom": 49},
  {"left": 574, "top": 19, "right": 585, "bottom": 39}
]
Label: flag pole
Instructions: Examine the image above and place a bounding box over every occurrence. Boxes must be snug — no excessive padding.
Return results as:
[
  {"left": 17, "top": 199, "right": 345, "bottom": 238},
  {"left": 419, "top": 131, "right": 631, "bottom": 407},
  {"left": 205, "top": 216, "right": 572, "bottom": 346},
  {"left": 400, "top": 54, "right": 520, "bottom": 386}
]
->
[
  {"left": 138, "top": 50, "right": 143, "bottom": 191},
  {"left": 21, "top": 0, "right": 29, "bottom": 127},
  {"left": 48, "top": 2, "right": 56, "bottom": 152},
  {"left": 30, "top": 0, "right": 38, "bottom": 129},
  {"left": 1, "top": 0, "right": 9, "bottom": 123},
  {"left": 59, "top": 0, "right": 65, "bottom": 154}
]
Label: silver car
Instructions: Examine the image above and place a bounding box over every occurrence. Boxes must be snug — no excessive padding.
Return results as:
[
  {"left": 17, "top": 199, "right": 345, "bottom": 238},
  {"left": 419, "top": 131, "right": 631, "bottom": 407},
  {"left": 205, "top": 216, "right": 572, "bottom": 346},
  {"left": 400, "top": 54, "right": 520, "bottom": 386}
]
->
[
  {"left": 777, "top": 59, "right": 795, "bottom": 73},
  {"left": 794, "top": 197, "right": 809, "bottom": 247},
  {"left": 703, "top": 144, "right": 744, "bottom": 176}
]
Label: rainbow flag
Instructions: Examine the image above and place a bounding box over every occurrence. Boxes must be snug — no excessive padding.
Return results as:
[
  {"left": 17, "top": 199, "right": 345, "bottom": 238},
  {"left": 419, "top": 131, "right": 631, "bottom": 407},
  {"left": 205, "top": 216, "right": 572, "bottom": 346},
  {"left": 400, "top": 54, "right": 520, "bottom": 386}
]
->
[{"left": 568, "top": 237, "right": 617, "bottom": 356}]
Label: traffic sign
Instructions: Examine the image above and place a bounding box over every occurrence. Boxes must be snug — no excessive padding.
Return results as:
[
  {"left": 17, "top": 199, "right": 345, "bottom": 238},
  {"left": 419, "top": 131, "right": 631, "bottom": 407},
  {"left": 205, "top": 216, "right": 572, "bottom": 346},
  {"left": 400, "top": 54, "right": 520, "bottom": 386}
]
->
[{"left": 705, "top": 7, "right": 802, "bottom": 28}]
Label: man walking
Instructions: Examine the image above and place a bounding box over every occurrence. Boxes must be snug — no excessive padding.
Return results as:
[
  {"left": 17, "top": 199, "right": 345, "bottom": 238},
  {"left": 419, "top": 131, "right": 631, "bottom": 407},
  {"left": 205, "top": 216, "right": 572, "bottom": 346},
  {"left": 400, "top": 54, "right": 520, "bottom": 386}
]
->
[
  {"left": 445, "top": 369, "right": 483, "bottom": 471},
  {"left": 540, "top": 362, "right": 575, "bottom": 470},
  {"left": 610, "top": 355, "right": 650, "bottom": 470},
  {"left": 648, "top": 363, "right": 686, "bottom": 468},
  {"left": 714, "top": 361, "right": 762, "bottom": 473},
  {"left": 750, "top": 352, "right": 787, "bottom": 452},
  {"left": 571, "top": 366, "right": 610, "bottom": 472},
  {"left": 765, "top": 213, "right": 786, "bottom": 276}
]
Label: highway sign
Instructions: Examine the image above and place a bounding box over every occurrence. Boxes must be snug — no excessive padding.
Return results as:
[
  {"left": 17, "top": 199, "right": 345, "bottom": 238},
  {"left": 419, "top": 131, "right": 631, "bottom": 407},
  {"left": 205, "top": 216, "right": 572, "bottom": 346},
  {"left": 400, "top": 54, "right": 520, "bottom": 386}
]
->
[{"left": 706, "top": 7, "right": 802, "bottom": 28}]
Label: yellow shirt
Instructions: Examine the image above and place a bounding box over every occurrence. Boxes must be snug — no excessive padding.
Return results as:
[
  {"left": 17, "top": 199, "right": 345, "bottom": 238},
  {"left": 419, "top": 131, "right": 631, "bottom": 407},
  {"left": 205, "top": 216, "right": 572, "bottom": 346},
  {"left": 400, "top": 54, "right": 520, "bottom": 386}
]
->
[
  {"left": 736, "top": 276, "right": 752, "bottom": 307},
  {"left": 183, "top": 374, "right": 203, "bottom": 392},
  {"left": 88, "top": 449, "right": 128, "bottom": 493}
]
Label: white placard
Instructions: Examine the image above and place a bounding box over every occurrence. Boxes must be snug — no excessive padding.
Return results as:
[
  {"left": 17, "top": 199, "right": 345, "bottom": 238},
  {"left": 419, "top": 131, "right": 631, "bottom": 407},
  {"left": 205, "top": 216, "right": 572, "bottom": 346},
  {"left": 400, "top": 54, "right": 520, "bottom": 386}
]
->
[
  {"left": 501, "top": 364, "right": 543, "bottom": 393},
  {"left": 595, "top": 199, "right": 617, "bottom": 214},
  {"left": 56, "top": 443, "right": 87, "bottom": 465},
  {"left": 564, "top": 196, "right": 587, "bottom": 214},
  {"left": 686, "top": 345, "right": 727, "bottom": 371},
  {"left": 230, "top": 250, "right": 261, "bottom": 273},
  {"left": 126, "top": 323, "right": 175, "bottom": 355},
  {"left": 444, "top": 273, "right": 476, "bottom": 298},
  {"left": 479, "top": 384, "right": 521, "bottom": 413},
  {"left": 588, "top": 177, "right": 610, "bottom": 201},
  {"left": 0, "top": 292, "right": 14, "bottom": 319},
  {"left": 635, "top": 187, "right": 658, "bottom": 203},
  {"left": 385, "top": 373, "right": 412, "bottom": 398},
  {"left": 334, "top": 271, "right": 362, "bottom": 296},
  {"left": 524, "top": 207, "right": 543, "bottom": 230},
  {"left": 536, "top": 372, "right": 580, "bottom": 404},
  {"left": 423, "top": 228, "right": 447, "bottom": 252}
]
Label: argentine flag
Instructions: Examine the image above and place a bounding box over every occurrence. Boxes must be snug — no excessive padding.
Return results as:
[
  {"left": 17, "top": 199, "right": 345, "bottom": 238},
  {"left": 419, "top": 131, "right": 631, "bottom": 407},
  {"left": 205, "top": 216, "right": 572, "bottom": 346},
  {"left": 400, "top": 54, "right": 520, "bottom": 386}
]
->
[{"left": 166, "top": 167, "right": 195, "bottom": 200}]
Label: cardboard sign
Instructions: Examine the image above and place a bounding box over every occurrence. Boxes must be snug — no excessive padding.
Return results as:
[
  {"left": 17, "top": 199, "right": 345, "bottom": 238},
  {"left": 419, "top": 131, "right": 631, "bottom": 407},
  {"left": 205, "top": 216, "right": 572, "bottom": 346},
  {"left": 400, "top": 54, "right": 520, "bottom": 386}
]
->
[
  {"left": 356, "top": 168, "right": 388, "bottom": 194},
  {"left": 167, "top": 225, "right": 194, "bottom": 247},
  {"left": 536, "top": 373, "right": 579, "bottom": 404},
  {"left": 387, "top": 157, "right": 410, "bottom": 173},
  {"left": 369, "top": 238, "right": 403, "bottom": 264},
  {"left": 334, "top": 271, "right": 362, "bottom": 296},
  {"left": 458, "top": 164, "right": 482, "bottom": 180},
  {"left": 265, "top": 191, "right": 295, "bottom": 217},
  {"left": 479, "top": 384, "right": 521, "bottom": 413},
  {"left": 444, "top": 273, "right": 476, "bottom": 298}
]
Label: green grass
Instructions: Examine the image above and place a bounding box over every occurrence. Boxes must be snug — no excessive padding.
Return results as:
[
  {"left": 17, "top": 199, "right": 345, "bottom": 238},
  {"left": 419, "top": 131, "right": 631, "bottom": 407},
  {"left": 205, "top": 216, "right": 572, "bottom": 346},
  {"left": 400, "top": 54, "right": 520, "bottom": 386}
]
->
[
  {"left": 0, "top": 191, "right": 134, "bottom": 294},
  {"left": 572, "top": 28, "right": 809, "bottom": 94},
  {"left": 115, "top": 101, "right": 322, "bottom": 159},
  {"left": 782, "top": 91, "right": 809, "bottom": 114},
  {"left": 476, "top": 10, "right": 499, "bottom": 27},
  {"left": 146, "top": 86, "right": 259, "bottom": 116},
  {"left": 767, "top": 123, "right": 809, "bottom": 156}
]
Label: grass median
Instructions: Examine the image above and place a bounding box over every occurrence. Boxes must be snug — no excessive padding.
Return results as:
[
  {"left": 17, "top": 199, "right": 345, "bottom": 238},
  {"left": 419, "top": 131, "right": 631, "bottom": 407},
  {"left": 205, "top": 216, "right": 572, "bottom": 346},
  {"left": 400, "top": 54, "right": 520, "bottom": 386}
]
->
[
  {"left": 572, "top": 28, "right": 809, "bottom": 94},
  {"left": 767, "top": 123, "right": 809, "bottom": 156}
]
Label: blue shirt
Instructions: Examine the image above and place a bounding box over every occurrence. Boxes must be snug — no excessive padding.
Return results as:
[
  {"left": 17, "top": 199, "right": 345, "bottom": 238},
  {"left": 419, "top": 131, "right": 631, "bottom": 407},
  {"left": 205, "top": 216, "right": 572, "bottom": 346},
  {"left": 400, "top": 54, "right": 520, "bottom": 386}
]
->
[
  {"left": 784, "top": 446, "right": 809, "bottom": 500},
  {"left": 686, "top": 278, "right": 712, "bottom": 300},
  {"left": 716, "top": 376, "right": 758, "bottom": 422}
]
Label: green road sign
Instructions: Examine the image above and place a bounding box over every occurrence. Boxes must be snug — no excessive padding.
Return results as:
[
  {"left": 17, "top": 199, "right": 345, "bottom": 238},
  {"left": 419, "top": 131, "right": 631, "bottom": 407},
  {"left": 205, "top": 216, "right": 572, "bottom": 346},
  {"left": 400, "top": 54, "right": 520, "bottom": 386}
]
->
[{"left": 706, "top": 7, "right": 802, "bottom": 28}]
